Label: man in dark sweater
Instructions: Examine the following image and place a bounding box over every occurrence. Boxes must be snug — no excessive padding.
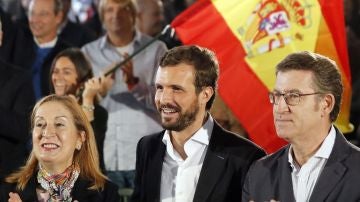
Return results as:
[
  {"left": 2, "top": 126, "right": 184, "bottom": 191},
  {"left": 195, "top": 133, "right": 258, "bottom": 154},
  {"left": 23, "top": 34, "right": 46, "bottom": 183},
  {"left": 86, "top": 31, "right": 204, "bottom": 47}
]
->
[{"left": 10, "top": 0, "right": 70, "bottom": 100}]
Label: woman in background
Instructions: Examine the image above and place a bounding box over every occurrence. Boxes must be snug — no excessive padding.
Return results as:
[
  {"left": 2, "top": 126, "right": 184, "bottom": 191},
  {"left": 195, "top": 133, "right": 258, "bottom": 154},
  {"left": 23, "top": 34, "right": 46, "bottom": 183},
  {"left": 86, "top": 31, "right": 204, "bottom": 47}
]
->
[
  {"left": 50, "top": 48, "right": 107, "bottom": 171},
  {"left": 0, "top": 95, "right": 119, "bottom": 201}
]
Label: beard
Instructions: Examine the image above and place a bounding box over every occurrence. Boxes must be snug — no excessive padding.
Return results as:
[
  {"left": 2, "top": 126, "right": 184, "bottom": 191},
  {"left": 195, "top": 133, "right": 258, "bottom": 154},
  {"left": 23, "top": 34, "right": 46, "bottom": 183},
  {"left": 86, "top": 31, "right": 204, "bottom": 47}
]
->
[{"left": 159, "top": 99, "right": 199, "bottom": 132}]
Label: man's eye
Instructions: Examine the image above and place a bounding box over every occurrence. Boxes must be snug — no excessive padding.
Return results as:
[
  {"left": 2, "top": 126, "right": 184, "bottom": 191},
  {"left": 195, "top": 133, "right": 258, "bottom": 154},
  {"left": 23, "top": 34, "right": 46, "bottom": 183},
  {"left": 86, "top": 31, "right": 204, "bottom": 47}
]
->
[{"left": 273, "top": 93, "right": 282, "bottom": 98}]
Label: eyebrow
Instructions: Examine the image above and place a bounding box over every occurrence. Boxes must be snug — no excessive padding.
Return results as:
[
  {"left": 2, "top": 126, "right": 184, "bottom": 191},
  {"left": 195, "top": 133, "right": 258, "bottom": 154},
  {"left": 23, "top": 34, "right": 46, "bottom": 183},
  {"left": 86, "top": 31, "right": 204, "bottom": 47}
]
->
[
  {"left": 54, "top": 67, "right": 75, "bottom": 71},
  {"left": 273, "top": 89, "right": 301, "bottom": 93},
  {"left": 34, "top": 115, "right": 69, "bottom": 120}
]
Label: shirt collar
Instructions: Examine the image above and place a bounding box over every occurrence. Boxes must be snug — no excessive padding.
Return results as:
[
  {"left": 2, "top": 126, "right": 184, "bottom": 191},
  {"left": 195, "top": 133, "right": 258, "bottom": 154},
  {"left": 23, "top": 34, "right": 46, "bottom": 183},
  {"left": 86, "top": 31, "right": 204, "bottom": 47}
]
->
[
  {"left": 288, "top": 125, "right": 336, "bottom": 168},
  {"left": 34, "top": 37, "right": 58, "bottom": 48},
  {"left": 162, "top": 114, "right": 214, "bottom": 160},
  {"left": 313, "top": 125, "right": 336, "bottom": 159},
  {"left": 101, "top": 30, "right": 142, "bottom": 49}
]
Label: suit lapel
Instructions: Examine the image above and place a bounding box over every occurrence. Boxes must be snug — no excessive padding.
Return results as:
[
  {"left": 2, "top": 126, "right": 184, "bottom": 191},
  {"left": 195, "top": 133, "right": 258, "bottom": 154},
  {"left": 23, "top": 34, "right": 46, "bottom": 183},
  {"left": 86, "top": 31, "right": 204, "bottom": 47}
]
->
[
  {"left": 309, "top": 130, "right": 349, "bottom": 202},
  {"left": 277, "top": 147, "right": 296, "bottom": 201},
  {"left": 193, "top": 123, "right": 228, "bottom": 201},
  {"left": 147, "top": 133, "right": 166, "bottom": 201}
]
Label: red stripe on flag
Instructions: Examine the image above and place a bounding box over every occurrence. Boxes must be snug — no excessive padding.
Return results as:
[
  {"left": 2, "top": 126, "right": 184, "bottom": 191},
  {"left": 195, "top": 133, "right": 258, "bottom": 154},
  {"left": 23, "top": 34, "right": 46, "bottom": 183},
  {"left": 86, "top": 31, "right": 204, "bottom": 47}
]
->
[
  {"left": 319, "top": 0, "right": 351, "bottom": 81},
  {"left": 172, "top": 0, "right": 287, "bottom": 153}
]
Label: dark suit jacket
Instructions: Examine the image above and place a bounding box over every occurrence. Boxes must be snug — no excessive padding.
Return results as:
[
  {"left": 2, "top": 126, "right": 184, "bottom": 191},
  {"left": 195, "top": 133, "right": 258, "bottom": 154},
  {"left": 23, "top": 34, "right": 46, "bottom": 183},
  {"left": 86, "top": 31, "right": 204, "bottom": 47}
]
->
[
  {"left": 0, "top": 175, "right": 120, "bottom": 202},
  {"left": 132, "top": 121, "right": 266, "bottom": 202},
  {"left": 0, "top": 60, "right": 35, "bottom": 178},
  {"left": 242, "top": 127, "right": 360, "bottom": 202},
  {"left": 0, "top": 8, "right": 17, "bottom": 63},
  {"left": 11, "top": 28, "right": 70, "bottom": 97}
]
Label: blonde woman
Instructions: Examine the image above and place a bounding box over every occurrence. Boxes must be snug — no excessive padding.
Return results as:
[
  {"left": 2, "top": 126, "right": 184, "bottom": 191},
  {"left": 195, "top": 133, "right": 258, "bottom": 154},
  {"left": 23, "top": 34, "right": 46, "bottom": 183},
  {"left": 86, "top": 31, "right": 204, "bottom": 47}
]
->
[{"left": 0, "top": 95, "right": 119, "bottom": 201}]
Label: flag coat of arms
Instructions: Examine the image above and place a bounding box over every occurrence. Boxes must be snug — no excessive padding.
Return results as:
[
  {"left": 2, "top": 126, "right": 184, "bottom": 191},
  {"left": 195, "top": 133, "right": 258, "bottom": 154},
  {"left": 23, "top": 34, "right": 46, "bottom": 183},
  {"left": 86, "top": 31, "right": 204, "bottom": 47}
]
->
[{"left": 172, "top": 0, "right": 352, "bottom": 153}]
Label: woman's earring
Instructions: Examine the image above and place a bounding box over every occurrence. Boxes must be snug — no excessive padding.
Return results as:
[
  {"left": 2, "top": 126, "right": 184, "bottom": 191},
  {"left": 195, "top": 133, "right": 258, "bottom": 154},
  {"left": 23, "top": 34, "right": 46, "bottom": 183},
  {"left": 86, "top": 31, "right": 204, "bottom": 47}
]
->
[{"left": 76, "top": 144, "right": 81, "bottom": 150}]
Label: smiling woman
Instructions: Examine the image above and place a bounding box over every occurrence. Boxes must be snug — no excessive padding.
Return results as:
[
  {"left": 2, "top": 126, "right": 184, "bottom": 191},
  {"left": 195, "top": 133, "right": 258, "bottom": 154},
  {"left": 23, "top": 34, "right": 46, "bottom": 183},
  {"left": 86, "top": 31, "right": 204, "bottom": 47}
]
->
[
  {"left": 50, "top": 48, "right": 108, "bottom": 171},
  {"left": 0, "top": 95, "right": 120, "bottom": 202}
]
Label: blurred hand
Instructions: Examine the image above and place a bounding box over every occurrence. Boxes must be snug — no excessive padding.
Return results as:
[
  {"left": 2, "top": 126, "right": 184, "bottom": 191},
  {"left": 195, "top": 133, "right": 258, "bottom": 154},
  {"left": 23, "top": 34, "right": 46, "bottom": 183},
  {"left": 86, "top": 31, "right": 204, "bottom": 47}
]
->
[
  {"left": 121, "top": 53, "right": 138, "bottom": 86},
  {"left": 99, "top": 73, "right": 114, "bottom": 97},
  {"left": 82, "top": 77, "right": 102, "bottom": 102},
  {"left": 8, "top": 192, "right": 22, "bottom": 202}
]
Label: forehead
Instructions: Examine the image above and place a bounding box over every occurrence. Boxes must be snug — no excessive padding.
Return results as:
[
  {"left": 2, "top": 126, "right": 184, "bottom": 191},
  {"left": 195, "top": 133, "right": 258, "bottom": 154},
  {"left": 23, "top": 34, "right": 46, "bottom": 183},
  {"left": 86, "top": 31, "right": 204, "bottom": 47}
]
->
[
  {"left": 54, "top": 57, "right": 76, "bottom": 70},
  {"left": 155, "top": 64, "right": 195, "bottom": 85},
  {"left": 35, "top": 101, "right": 72, "bottom": 120},
  {"left": 30, "top": 0, "right": 55, "bottom": 11},
  {"left": 104, "top": 0, "right": 129, "bottom": 8},
  {"left": 275, "top": 70, "right": 315, "bottom": 92}
]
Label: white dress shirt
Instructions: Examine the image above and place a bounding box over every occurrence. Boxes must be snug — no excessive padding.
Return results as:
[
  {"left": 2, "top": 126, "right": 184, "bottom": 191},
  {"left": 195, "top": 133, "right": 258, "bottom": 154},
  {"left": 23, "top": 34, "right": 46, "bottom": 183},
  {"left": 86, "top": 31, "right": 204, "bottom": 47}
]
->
[
  {"left": 288, "top": 125, "right": 336, "bottom": 202},
  {"left": 160, "top": 116, "right": 214, "bottom": 202}
]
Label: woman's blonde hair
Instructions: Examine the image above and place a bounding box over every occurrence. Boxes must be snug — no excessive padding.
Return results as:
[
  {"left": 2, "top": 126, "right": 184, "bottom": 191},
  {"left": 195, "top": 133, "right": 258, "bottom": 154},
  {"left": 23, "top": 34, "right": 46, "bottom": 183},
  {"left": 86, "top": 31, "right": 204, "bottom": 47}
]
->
[{"left": 5, "top": 95, "right": 107, "bottom": 190}]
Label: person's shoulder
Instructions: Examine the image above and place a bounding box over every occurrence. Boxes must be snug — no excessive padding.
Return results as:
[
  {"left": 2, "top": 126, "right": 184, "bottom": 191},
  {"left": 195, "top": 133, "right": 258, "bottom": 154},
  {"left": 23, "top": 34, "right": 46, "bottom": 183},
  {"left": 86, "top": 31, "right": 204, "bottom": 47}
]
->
[
  {"left": 138, "top": 131, "right": 165, "bottom": 147},
  {"left": 138, "top": 32, "right": 167, "bottom": 50},
  {"left": 211, "top": 124, "right": 265, "bottom": 155},
  {"left": 251, "top": 145, "right": 288, "bottom": 169},
  {"left": 82, "top": 36, "right": 104, "bottom": 52},
  {"left": 55, "top": 37, "right": 72, "bottom": 50},
  {"left": 103, "top": 179, "right": 120, "bottom": 194}
]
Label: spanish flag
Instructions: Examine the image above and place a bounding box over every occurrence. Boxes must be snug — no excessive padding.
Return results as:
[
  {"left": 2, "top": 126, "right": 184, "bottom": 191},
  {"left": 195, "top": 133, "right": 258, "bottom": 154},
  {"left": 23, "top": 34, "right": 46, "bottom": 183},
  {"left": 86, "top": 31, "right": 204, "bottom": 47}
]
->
[{"left": 172, "top": 0, "right": 353, "bottom": 153}]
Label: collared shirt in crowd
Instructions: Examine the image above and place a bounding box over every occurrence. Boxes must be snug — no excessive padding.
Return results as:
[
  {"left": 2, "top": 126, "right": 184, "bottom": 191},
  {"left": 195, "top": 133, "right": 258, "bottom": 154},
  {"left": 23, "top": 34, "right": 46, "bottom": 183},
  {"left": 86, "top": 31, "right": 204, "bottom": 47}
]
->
[
  {"left": 82, "top": 30, "right": 167, "bottom": 171},
  {"left": 288, "top": 125, "right": 336, "bottom": 202},
  {"left": 160, "top": 115, "right": 214, "bottom": 202}
]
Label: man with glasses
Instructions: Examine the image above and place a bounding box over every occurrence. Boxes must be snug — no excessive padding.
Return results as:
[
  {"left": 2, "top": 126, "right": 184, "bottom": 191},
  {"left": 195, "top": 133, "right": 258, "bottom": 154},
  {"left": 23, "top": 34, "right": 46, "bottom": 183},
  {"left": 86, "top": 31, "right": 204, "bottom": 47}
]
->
[{"left": 242, "top": 51, "right": 360, "bottom": 201}]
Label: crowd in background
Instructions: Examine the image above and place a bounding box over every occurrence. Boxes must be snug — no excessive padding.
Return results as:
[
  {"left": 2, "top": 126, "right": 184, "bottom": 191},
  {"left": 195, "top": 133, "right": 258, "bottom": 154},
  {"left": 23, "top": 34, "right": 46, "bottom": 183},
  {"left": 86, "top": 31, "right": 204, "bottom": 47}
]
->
[{"left": 0, "top": 0, "right": 360, "bottom": 200}]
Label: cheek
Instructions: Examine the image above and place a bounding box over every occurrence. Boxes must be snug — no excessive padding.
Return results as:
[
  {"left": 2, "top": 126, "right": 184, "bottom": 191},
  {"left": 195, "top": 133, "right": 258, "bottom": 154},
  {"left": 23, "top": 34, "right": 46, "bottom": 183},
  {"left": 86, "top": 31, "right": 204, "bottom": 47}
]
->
[{"left": 32, "top": 129, "right": 41, "bottom": 142}]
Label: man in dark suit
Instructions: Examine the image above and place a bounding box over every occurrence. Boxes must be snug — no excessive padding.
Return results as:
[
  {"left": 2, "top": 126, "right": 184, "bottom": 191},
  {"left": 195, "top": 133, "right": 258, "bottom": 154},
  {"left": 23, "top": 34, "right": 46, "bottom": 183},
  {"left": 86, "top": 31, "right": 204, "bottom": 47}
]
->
[
  {"left": 242, "top": 51, "right": 360, "bottom": 201},
  {"left": 132, "top": 45, "right": 266, "bottom": 202}
]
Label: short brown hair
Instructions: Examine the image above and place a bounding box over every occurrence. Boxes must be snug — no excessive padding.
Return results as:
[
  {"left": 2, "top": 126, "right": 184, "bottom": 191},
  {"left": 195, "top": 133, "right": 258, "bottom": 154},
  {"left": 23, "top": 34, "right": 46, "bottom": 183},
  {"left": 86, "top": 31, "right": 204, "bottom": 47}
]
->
[
  {"left": 6, "top": 95, "right": 107, "bottom": 191},
  {"left": 159, "top": 45, "right": 219, "bottom": 110},
  {"left": 276, "top": 51, "right": 343, "bottom": 122}
]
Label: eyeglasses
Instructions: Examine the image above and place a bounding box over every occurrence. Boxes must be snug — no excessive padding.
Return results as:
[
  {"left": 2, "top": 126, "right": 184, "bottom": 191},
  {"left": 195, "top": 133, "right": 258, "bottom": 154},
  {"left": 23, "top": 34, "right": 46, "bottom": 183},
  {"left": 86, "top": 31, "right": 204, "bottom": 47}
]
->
[{"left": 269, "top": 91, "right": 322, "bottom": 106}]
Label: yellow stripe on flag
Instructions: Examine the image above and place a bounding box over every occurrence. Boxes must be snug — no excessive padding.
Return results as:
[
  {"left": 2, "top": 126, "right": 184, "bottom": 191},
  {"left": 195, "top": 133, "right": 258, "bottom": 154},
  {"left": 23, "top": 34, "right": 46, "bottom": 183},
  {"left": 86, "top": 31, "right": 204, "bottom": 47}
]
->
[{"left": 212, "top": 0, "right": 321, "bottom": 90}]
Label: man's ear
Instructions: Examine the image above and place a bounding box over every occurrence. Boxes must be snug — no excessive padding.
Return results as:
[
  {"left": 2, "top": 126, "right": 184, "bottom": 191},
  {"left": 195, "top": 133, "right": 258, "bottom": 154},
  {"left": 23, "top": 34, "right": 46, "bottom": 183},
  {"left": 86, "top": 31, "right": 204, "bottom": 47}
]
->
[
  {"left": 322, "top": 94, "right": 335, "bottom": 115},
  {"left": 200, "top": 86, "right": 214, "bottom": 106}
]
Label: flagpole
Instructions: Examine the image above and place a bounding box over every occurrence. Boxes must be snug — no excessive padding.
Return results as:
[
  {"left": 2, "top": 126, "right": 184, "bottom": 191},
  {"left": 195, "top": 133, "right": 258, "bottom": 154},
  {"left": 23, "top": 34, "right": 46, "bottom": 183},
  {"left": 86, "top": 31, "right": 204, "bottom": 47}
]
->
[{"left": 104, "top": 25, "right": 172, "bottom": 76}]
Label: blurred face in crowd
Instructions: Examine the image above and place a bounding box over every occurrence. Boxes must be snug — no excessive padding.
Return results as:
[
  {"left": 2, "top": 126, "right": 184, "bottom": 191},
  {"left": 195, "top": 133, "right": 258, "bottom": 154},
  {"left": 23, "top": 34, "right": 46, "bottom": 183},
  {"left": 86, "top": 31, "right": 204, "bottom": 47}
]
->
[
  {"left": 28, "top": 0, "right": 63, "bottom": 43},
  {"left": 102, "top": 0, "right": 135, "bottom": 36},
  {"left": 154, "top": 64, "right": 202, "bottom": 131},
  {"left": 32, "top": 101, "right": 84, "bottom": 173},
  {"left": 137, "top": 0, "right": 164, "bottom": 37},
  {"left": 52, "top": 57, "right": 78, "bottom": 96},
  {"left": 272, "top": 70, "right": 323, "bottom": 143}
]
